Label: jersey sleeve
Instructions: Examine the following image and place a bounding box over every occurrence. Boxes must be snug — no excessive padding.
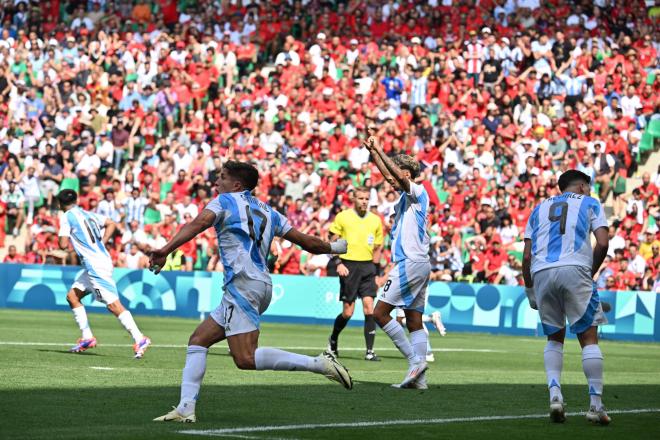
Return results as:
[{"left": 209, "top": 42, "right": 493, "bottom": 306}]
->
[
  {"left": 272, "top": 210, "right": 292, "bottom": 237},
  {"left": 328, "top": 211, "right": 344, "bottom": 236},
  {"left": 93, "top": 212, "right": 108, "bottom": 228},
  {"left": 407, "top": 181, "right": 427, "bottom": 204},
  {"left": 590, "top": 198, "right": 608, "bottom": 231},
  {"left": 524, "top": 205, "right": 540, "bottom": 240},
  {"left": 204, "top": 197, "right": 225, "bottom": 225},
  {"left": 58, "top": 213, "right": 71, "bottom": 237}
]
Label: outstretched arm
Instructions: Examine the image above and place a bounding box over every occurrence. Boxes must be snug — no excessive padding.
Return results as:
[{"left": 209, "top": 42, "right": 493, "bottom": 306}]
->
[
  {"left": 283, "top": 228, "right": 347, "bottom": 255},
  {"left": 365, "top": 128, "right": 410, "bottom": 193},
  {"left": 102, "top": 218, "right": 117, "bottom": 245},
  {"left": 149, "top": 209, "right": 217, "bottom": 273}
]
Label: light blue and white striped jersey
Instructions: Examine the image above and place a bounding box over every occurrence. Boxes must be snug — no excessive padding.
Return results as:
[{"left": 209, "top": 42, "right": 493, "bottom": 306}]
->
[
  {"left": 205, "top": 191, "right": 292, "bottom": 286},
  {"left": 391, "top": 182, "right": 430, "bottom": 263},
  {"left": 524, "top": 192, "right": 608, "bottom": 275},
  {"left": 58, "top": 206, "right": 111, "bottom": 267}
]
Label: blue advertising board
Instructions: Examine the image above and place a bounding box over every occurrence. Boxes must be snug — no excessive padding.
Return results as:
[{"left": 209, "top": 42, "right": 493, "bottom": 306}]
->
[{"left": 0, "top": 264, "right": 657, "bottom": 342}]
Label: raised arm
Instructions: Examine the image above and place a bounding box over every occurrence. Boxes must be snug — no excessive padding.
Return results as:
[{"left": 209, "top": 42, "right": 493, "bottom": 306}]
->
[
  {"left": 149, "top": 209, "right": 217, "bottom": 273},
  {"left": 365, "top": 130, "right": 410, "bottom": 193},
  {"left": 102, "top": 218, "right": 117, "bottom": 245}
]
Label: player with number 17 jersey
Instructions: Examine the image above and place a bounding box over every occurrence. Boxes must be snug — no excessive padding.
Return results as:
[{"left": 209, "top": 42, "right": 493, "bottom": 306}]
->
[
  {"left": 204, "top": 190, "right": 291, "bottom": 287},
  {"left": 203, "top": 190, "right": 292, "bottom": 336}
]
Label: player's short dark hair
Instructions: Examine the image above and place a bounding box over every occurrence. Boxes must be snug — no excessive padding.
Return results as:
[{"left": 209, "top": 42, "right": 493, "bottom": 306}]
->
[
  {"left": 393, "top": 154, "right": 420, "bottom": 179},
  {"left": 223, "top": 160, "right": 259, "bottom": 191},
  {"left": 57, "top": 189, "right": 78, "bottom": 206},
  {"left": 558, "top": 169, "right": 590, "bottom": 191},
  {"left": 354, "top": 186, "right": 370, "bottom": 195}
]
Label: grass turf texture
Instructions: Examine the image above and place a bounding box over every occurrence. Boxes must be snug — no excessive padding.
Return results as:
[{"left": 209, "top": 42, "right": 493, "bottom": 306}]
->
[{"left": 0, "top": 309, "right": 658, "bottom": 440}]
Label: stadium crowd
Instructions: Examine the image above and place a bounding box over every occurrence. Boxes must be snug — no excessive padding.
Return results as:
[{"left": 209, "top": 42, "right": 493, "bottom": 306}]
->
[{"left": 0, "top": 0, "right": 658, "bottom": 292}]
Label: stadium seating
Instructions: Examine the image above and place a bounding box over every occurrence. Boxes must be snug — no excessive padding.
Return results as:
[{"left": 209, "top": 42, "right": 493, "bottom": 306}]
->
[{"left": 0, "top": 0, "right": 658, "bottom": 292}]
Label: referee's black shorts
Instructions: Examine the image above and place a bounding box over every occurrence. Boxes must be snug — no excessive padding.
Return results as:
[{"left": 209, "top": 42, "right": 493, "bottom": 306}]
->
[{"left": 339, "top": 259, "right": 377, "bottom": 303}]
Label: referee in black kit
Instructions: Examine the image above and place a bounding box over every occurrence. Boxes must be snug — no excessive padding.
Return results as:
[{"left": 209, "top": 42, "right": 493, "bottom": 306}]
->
[{"left": 327, "top": 187, "right": 384, "bottom": 361}]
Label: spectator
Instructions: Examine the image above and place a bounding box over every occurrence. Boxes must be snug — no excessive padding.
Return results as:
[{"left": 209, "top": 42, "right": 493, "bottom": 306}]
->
[{"left": 2, "top": 180, "right": 25, "bottom": 236}]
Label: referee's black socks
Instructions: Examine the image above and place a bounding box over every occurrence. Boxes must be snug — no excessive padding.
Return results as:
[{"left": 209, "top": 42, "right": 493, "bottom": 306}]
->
[
  {"left": 364, "top": 315, "right": 376, "bottom": 352},
  {"left": 331, "top": 314, "right": 350, "bottom": 342}
]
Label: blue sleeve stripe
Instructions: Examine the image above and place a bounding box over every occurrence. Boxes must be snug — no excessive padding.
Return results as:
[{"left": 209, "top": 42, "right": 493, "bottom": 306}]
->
[
  {"left": 270, "top": 207, "right": 281, "bottom": 236},
  {"left": 574, "top": 197, "right": 591, "bottom": 253},
  {"left": 416, "top": 192, "right": 428, "bottom": 243},
  {"left": 392, "top": 196, "right": 408, "bottom": 261},
  {"left": 530, "top": 207, "right": 540, "bottom": 255}
]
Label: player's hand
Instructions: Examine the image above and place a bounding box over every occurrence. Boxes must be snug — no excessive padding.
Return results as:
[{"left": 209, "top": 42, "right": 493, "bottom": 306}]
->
[
  {"left": 525, "top": 287, "right": 537, "bottom": 310},
  {"left": 148, "top": 249, "right": 168, "bottom": 274},
  {"left": 329, "top": 238, "right": 348, "bottom": 254},
  {"left": 337, "top": 263, "right": 350, "bottom": 277}
]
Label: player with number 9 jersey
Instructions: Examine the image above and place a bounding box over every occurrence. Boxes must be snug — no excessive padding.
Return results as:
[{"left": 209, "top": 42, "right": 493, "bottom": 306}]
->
[
  {"left": 525, "top": 192, "right": 608, "bottom": 276},
  {"left": 522, "top": 170, "right": 612, "bottom": 425}
]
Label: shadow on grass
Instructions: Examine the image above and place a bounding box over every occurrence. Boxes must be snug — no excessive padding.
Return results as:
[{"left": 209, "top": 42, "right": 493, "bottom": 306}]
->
[
  {"left": 0, "top": 383, "right": 658, "bottom": 440},
  {"left": 36, "top": 349, "right": 102, "bottom": 356}
]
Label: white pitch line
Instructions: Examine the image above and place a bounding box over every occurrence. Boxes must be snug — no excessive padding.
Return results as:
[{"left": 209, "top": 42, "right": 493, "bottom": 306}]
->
[
  {"left": 0, "top": 341, "right": 504, "bottom": 353},
  {"left": 179, "top": 408, "right": 660, "bottom": 437},
  {"left": 89, "top": 366, "right": 114, "bottom": 371}
]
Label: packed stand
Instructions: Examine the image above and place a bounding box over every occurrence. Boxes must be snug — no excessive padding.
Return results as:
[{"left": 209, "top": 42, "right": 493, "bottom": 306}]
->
[{"left": 0, "top": 0, "right": 659, "bottom": 292}]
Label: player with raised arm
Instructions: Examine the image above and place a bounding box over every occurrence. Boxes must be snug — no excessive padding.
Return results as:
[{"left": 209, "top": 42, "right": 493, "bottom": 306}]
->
[
  {"left": 57, "top": 189, "right": 151, "bottom": 358},
  {"left": 522, "top": 170, "right": 611, "bottom": 425},
  {"left": 364, "top": 130, "right": 432, "bottom": 389},
  {"left": 151, "top": 160, "right": 352, "bottom": 423}
]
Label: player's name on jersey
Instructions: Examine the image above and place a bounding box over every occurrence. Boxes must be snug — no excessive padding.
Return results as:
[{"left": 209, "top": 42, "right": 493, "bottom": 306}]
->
[
  {"left": 240, "top": 193, "right": 271, "bottom": 211},
  {"left": 550, "top": 193, "right": 584, "bottom": 201}
]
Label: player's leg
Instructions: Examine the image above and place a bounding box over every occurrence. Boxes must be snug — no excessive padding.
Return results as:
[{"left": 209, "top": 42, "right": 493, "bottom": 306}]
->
[
  {"left": 90, "top": 272, "right": 151, "bottom": 358},
  {"left": 374, "top": 262, "right": 427, "bottom": 383},
  {"left": 430, "top": 310, "right": 447, "bottom": 336},
  {"left": 155, "top": 316, "right": 226, "bottom": 422},
  {"left": 222, "top": 280, "right": 352, "bottom": 389},
  {"left": 397, "top": 309, "right": 434, "bottom": 362},
  {"left": 577, "top": 327, "right": 609, "bottom": 424},
  {"left": 329, "top": 265, "right": 358, "bottom": 357},
  {"left": 534, "top": 268, "right": 567, "bottom": 422},
  {"left": 566, "top": 268, "right": 610, "bottom": 424},
  {"left": 400, "top": 307, "right": 429, "bottom": 387},
  {"left": 66, "top": 271, "right": 97, "bottom": 352},
  {"left": 361, "top": 295, "right": 379, "bottom": 361},
  {"left": 328, "top": 301, "right": 354, "bottom": 357},
  {"left": 374, "top": 299, "right": 418, "bottom": 365},
  {"left": 359, "top": 262, "right": 379, "bottom": 360},
  {"left": 66, "top": 281, "right": 97, "bottom": 352},
  {"left": 106, "top": 299, "right": 151, "bottom": 358}
]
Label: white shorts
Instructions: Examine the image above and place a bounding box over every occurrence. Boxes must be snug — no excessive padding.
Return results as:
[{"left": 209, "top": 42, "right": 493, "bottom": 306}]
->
[
  {"left": 210, "top": 277, "right": 272, "bottom": 336},
  {"left": 72, "top": 268, "right": 119, "bottom": 305},
  {"left": 379, "top": 261, "right": 431, "bottom": 312},
  {"left": 533, "top": 265, "right": 607, "bottom": 335}
]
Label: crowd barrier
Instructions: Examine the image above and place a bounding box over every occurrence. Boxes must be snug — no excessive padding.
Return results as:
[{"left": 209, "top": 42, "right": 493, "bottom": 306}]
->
[{"left": 0, "top": 264, "right": 657, "bottom": 342}]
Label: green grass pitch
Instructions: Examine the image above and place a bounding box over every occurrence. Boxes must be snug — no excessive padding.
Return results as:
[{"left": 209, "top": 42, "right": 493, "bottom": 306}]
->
[{"left": 0, "top": 309, "right": 659, "bottom": 439}]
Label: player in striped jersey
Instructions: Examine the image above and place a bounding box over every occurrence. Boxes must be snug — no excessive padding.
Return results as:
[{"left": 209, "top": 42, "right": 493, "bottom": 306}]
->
[
  {"left": 364, "top": 130, "right": 432, "bottom": 389},
  {"left": 57, "top": 189, "right": 151, "bottom": 358},
  {"left": 522, "top": 170, "right": 611, "bottom": 425},
  {"left": 151, "top": 161, "right": 352, "bottom": 423}
]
